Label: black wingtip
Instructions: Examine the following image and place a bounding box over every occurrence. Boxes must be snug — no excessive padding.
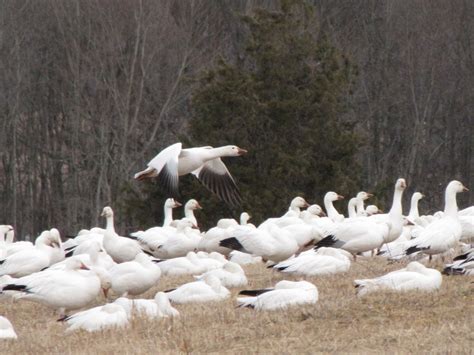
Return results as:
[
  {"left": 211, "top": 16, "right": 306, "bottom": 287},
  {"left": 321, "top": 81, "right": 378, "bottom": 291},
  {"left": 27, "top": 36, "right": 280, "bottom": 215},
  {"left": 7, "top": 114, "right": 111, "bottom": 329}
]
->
[
  {"left": 142, "top": 250, "right": 155, "bottom": 257},
  {"left": 314, "top": 235, "right": 337, "bottom": 249},
  {"left": 453, "top": 251, "right": 471, "bottom": 262},
  {"left": 442, "top": 267, "right": 465, "bottom": 276},
  {"left": 164, "top": 288, "right": 176, "bottom": 293},
  {"left": 65, "top": 249, "right": 74, "bottom": 258},
  {"left": 57, "top": 315, "right": 70, "bottom": 322},
  {"left": 2, "top": 284, "right": 28, "bottom": 292},
  {"left": 219, "top": 237, "right": 244, "bottom": 251},
  {"left": 238, "top": 288, "right": 272, "bottom": 296},
  {"left": 406, "top": 245, "right": 429, "bottom": 255}
]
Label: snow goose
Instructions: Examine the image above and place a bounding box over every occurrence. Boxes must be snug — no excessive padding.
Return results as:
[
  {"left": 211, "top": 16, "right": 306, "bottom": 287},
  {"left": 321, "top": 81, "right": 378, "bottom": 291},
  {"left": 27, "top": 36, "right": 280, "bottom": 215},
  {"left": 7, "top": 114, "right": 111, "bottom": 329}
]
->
[
  {"left": 134, "top": 143, "right": 247, "bottom": 206},
  {"left": 300, "top": 205, "right": 326, "bottom": 222},
  {"left": 354, "top": 261, "right": 442, "bottom": 297},
  {"left": 0, "top": 316, "right": 17, "bottom": 339},
  {"left": 107, "top": 253, "right": 161, "bottom": 296},
  {"left": 1, "top": 257, "right": 111, "bottom": 316},
  {"left": 459, "top": 206, "right": 474, "bottom": 216},
  {"left": 181, "top": 199, "right": 202, "bottom": 227},
  {"left": 101, "top": 206, "right": 142, "bottom": 263},
  {"left": 237, "top": 280, "right": 318, "bottom": 311},
  {"left": 365, "top": 205, "right": 382, "bottom": 216},
  {"left": 153, "top": 219, "right": 200, "bottom": 259},
  {"left": 405, "top": 180, "right": 468, "bottom": 259},
  {"left": 115, "top": 292, "right": 179, "bottom": 319},
  {"left": 62, "top": 302, "right": 129, "bottom": 333},
  {"left": 157, "top": 251, "right": 203, "bottom": 276},
  {"left": 272, "top": 247, "right": 351, "bottom": 276},
  {"left": 324, "top": 192, "right": 345, "bottom": 222},
  {"left": 314, "top": 179, "right": 406, "bottom": 256},
  {"left": 0, "top": 231, "right": 61, "bottom": 277},
  {"left": 347, "top": 198, "right": 357, "bottom": 218},
  {"left": 229, "top": 251, "right": 263, "bottom": 265},
  {"left": 220, "top": 224, "right": 299, "bottom": 262},
  {"left": 161, "top": 198, "right": 182, "bottom": 227},
  {"left": 165, "top": 274, "right": 230, "bottom": 304},
  {"left": 194, "top": 261, "right": 247, "bottom": 288},
  {"left": 355, "top": 191, "right": 373, "bottom": 216},
  {"left": 258, "top": 197, "right": 310, "bottom": 228},
  {"left": 407, "top": 192, "right": 424, "bottom": 221}
]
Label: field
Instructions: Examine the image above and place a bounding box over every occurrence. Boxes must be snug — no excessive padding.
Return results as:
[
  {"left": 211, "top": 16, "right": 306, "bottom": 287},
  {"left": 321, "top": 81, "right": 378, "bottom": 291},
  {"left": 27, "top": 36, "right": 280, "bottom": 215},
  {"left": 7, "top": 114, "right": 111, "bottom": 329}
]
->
[{"left": 0, "top": 257, "right": 472, "bottom": 354}]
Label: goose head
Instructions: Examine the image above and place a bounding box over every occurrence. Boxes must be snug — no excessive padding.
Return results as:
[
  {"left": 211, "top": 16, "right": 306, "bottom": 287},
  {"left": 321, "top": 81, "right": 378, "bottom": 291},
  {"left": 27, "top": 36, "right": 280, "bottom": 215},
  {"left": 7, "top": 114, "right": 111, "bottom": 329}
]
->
[
  {"left": 185, "top": 199, "right": 202, "bottom": 210},
  {"left": 307, "top": 204, "right": 326, "bottom": 217},
  {"left": 240, "top": 212, "right": 251, "bottom": 225},
  {"left": 365, "top": 205, "right": 382, "bottom": 215},
  {"left": 101, "top": 206, "right": 114, "bottom": 218},
  {"left": 412, "top": 192, "right": 425, "bottom": 201},
  {"left": 65, "top": 256, "right": 90, "bottom": 271},
  {"left": 48, "top": 228, "right": 62, "bottom": 248},
  {"left": 356, "top": 191, "right": 373, "bottom": 201},
  {"left": 447, "top": 180, "right": 469, "bottom": 194},
  {"left": 154, "top": 291, "right": 172, "bottom": 308},
  {"left": 166, "top": 198, "right": 182, "bottom": 208},
  {"left": 224, "top": 145, "right": 247, "bottom": 156},
  {"left": 290, "top": 196, "right": 310, "bottom": 209},
  {"left": 325, "top": 191, "right": 344, "bottom": 202},
  {"left": 0, "top": 225, "right": 14, "bottom": 236},
  {"left": 395, "top": 178, "right": 407, "bottom": 191}
]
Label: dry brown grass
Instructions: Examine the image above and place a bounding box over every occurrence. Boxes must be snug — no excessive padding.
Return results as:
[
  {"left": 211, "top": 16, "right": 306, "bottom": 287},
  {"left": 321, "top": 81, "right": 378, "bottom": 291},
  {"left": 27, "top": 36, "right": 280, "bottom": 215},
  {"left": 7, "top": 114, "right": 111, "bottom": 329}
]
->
[{"left": 0, "top": 257, "right": 473, "bottom": 354}]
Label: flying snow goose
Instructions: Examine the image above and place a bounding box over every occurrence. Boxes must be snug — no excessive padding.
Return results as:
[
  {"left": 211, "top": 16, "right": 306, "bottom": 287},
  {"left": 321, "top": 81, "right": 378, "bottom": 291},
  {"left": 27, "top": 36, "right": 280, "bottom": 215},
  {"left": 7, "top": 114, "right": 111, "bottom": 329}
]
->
[
  {"left": 237, "top": 280, "right": 318, "bottom": 311},
  {"left": 107, "top": 253, "right": 161, "bottom": 297},
  {"left": 220, "top": 224, "right": 299, "bottom": 262},
  {"left": 354, "top": 261, "right": 442, "bottom": 297},
  {"left": 0, "top": 231, "right": 61, "bottom": 277},
  {"left": 1, "top": 257, "right": 111, "bottom": 316},
  {"left": 165, "top": 274, "right": 230, "bottom": 304},
  {"left": 194, "top": 261, "right": 247, "bottom": 288},
  {"left": 115, "top": 292, "right": 179, "bottom": 319},
  {"left": 101, "top": 206, "right": 143, "bottom": 263},
  {"left": 272, "top": 247, "right": 351, "bottom": 276},
  {"left": 404, "top": 180, "right": 468, "bottom": 259},
  {"left": 134, "top": 143, "right": 247, "bottom": 206},
  {"left": 62, "top": 302, "right": 129, "bottom": 333},
  {"left": 0, "top": 316, "right": 17, "bottom": 339},
  {"left": 314, "top": 179, "right": 406, "bottom": 256}
]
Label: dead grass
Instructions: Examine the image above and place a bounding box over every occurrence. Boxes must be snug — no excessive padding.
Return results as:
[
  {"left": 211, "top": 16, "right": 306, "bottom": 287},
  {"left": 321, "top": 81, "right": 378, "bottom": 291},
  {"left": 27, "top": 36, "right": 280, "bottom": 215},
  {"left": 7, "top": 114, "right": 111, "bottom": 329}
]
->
[{"left": 0, "top": 257, "right": 472, "bottom": 354}]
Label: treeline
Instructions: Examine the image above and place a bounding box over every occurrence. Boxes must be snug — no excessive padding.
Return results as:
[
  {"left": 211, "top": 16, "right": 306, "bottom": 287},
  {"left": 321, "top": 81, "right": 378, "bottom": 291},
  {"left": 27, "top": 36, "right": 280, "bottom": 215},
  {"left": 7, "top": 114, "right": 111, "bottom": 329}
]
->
[{"left": 0, "top": 0, "right": 472, "bottom": 237}]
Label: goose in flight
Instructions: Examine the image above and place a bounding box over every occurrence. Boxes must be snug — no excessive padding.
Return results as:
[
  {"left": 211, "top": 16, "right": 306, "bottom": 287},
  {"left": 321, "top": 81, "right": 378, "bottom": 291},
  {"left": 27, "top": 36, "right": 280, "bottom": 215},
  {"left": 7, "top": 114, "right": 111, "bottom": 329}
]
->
[{"left": 134, "top": 143, "right": 247, "bottom": 206}]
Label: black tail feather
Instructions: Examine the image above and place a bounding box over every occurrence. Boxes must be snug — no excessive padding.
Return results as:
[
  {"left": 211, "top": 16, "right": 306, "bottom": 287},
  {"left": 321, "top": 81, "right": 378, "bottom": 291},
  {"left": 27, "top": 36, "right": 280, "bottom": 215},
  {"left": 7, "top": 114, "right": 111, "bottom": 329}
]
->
[
  {"left": 314, "top": 235, "right": 337, "bottom": 249},
  {"left": 219, "top": 237, "right": 244, "bottom": 252}
]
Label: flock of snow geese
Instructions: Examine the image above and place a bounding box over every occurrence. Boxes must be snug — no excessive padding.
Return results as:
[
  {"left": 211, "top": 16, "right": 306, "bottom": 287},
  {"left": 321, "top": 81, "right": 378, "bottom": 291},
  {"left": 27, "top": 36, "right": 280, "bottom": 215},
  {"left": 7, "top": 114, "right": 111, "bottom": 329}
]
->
[{"left": 0, "top": 143, "right": 473, "bottom": 338}]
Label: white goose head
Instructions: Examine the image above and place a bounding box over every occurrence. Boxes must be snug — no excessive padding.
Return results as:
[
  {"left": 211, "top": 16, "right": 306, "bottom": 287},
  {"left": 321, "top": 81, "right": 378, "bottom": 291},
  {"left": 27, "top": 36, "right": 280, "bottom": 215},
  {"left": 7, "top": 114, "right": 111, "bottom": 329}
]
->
[
  {"left": 412, "top": 192, "right": 424, "bottom": 201},
  {"left": 356, "top": 191, "right": 373, "bottom": 201},
  {"left": 185, "top": 199, "right": 202, "bottom": 210},
  {"left": 290, "top": 196, "right": 310, "bottom": 209},
  {"left": 240, "top": 212, "right": 251, "bottom": 225},
  {"left": 395, "top": 178, "right": 407, "bottom": 191},
  {"left": 325, "top": 191, "right": 344, "bottom": 202},
  {"left": 101, "top": 206, "right": 114, "bottom": 218},
  {"left": 446, "top": 180, "right": 469, "bottom": 194},
  {"left": 165, "top": 198, "right": 182, "bottom": 209},
  {"left": 307, "top": 204, "right": 326, "bottom": 217}
]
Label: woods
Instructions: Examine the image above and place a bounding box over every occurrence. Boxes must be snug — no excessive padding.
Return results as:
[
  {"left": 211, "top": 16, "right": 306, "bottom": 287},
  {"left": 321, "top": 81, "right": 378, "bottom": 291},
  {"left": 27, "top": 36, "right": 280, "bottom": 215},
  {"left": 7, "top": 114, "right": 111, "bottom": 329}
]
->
[{"left": 0, "top": 0, "right": 472, "bottom": 237}]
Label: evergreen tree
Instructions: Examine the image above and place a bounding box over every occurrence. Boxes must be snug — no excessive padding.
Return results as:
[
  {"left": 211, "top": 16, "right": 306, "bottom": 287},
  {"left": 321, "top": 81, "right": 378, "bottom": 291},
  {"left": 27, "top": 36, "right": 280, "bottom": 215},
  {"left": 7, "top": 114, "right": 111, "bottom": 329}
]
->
[{"left": 185, "top": 0, "right": 361, "bottom": 226}]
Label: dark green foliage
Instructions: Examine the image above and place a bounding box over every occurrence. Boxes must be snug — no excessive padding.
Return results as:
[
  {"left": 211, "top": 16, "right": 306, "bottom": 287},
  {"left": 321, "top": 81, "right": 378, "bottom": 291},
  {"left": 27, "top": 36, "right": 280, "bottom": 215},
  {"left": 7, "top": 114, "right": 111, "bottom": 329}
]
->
[{"left": 186, "top": 0, "right": 361, "bottom": 226}]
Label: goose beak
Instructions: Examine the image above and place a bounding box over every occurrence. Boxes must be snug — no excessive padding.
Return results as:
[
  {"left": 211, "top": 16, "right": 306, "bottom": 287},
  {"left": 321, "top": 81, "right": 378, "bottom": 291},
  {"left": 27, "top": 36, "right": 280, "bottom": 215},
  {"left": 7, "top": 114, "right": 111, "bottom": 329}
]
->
[
  {"left": 421, "top": 193, "right": 425, "bottom": 198},
  {"left": 366, "top": 193, "right": 373, "bottom": 198},
  {"left": 80, "top": 263, "right": 90, "bottom": 270},
  {"left": 237, "top": 148, "right": 248, "bottom": 155},
  {"left": 400, "top": 181, "right": 407, "bottom": 189},
  {"left": 337, "top": 195, "right": 344, "bottom": 200},
  {"left": 192, "top": 224, "right": 199, "bottom": 230},
  {"left": 462, "top": 185, "right": 469, "bottom": 192},
  {"left": 102, "top": 288, "right": 109, "bottom": 298},
  {"left": 196, "top": 202, "right": 203, "bottom": 210},
  {"left": 318, "top": 210, "right": 327, "bottom": 217},
  {"left": 174, "top": 201, "right": 182, "bottom": 207},
  {"left": 100, "top": 211, "right": 105, "bottom": 217},
  {"left": 303, "top": 201, "right": 310, "bottom": 208}
]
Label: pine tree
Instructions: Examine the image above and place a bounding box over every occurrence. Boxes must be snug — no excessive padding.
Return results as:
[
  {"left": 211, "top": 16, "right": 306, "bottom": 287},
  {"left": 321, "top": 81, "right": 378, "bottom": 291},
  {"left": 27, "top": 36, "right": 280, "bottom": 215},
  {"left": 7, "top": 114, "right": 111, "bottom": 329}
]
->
[{"left": 185, "top": 0, "right": 360, "bottom": 226}]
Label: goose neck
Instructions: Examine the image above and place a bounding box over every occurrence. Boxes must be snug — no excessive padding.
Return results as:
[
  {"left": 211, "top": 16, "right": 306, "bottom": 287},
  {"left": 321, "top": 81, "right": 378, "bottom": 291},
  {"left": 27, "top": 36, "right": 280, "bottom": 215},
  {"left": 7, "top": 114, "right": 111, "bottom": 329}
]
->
[
  {"left": 324, "top": 197, "right": 340, "bottom": 221},
  {"left": 389, "top": 187, "right": 403, "bottom": 217},
  {"left": 408, "top": 196, "right": 420, "bottom": 220},
  {"left": 444, "top": 187, "right": 459, "bottom": 217},
  {"left": 163, "top": 206, "right": 173, "bottom": 227},
  {"left": 105, "top": 215, "right": 116, "bottom": 234}
]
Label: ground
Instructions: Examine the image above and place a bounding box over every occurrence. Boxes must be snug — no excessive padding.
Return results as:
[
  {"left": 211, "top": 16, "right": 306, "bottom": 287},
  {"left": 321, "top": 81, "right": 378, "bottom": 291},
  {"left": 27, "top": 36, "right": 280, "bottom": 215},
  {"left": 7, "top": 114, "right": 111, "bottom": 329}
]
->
[{"left": 0, "top": 257, "right": 472, "bottom": 354}]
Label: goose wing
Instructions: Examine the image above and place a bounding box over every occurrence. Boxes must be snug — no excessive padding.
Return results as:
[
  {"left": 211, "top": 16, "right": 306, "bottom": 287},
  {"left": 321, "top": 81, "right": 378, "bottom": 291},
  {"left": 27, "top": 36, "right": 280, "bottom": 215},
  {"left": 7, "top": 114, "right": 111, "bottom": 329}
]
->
[{"left": 192, "top": 158, "right": 241, "bottom": 207}]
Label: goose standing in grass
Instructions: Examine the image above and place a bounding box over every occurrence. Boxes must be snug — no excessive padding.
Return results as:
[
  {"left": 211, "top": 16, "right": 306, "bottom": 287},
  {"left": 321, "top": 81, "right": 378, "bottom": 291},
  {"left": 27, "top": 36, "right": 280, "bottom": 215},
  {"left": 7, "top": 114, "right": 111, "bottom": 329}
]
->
[
  {"left": 107, "top": 253, "right": 161, "bottom": 297},
  {"left": 101, "top": 206, "right": 142, "bottom": 263},
  {"left": 237, "top": 280, "right": 318, "bottom": 311},
  {"left": 0, "top": 257, "right": 111, "bottom": 317},
  {"left": 0, "top": 316, "right": 17, "bottom": 339},
  {"left": 62, "top": 302, "right": 129, "bottom": 333},
  {"left": 272, "top": 247, "right": 351, "bottom": 276},
  {"left": 404, "top": 180, "right": 468, "bottom": 259},
  {"left": 114, "top": 292, "right": 179, "bottom": 319},
  {"left": 194, "top": 261, "right": 248, "bottom": 288},
  {"left": 354, "top": 261, "right": 442, "bottom": 297},
  {"left": 315, "top": 179, "right": 406, "bottom": 257},
  {"left": 165, "top": 274, "right": 230, "bottom": 304},
  {"left": 134, "top": 143, "right": 247, "bottom": 206}
]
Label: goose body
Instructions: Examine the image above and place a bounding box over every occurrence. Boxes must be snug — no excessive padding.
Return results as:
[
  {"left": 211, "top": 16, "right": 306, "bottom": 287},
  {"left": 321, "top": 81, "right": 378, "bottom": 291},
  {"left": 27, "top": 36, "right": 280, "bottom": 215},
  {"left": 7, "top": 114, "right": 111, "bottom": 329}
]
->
[
  {"left": 165, "top": 275, "right": 230, "bottom": 304},
  {"left": 273, "top": 247, "right": 351, "bottom": 276},
  {"left": 354, "top": 261, "right": 442, "bottom": 297},
  {"left": 134, "top": 143, "right": 247, "bottom": 206},
  {"left": 63, "top": 302, "right": 129, "bottom": 333},
  {"left": 194, "top": 262, "right": 247, "bottom": 288},
  {"left": 115, "top": 292, "right": 179, "bottom": 319},
  {"left": 237, "top": 280, "right": 318, "bottom": 311}
]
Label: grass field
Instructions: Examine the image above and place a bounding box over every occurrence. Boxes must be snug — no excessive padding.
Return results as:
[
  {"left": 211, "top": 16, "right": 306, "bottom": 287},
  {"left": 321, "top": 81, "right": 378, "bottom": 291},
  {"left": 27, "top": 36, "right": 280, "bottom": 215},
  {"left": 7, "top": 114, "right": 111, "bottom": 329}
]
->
[{"left": 0, "top": 257, "right": 472, "bottom": 354}]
